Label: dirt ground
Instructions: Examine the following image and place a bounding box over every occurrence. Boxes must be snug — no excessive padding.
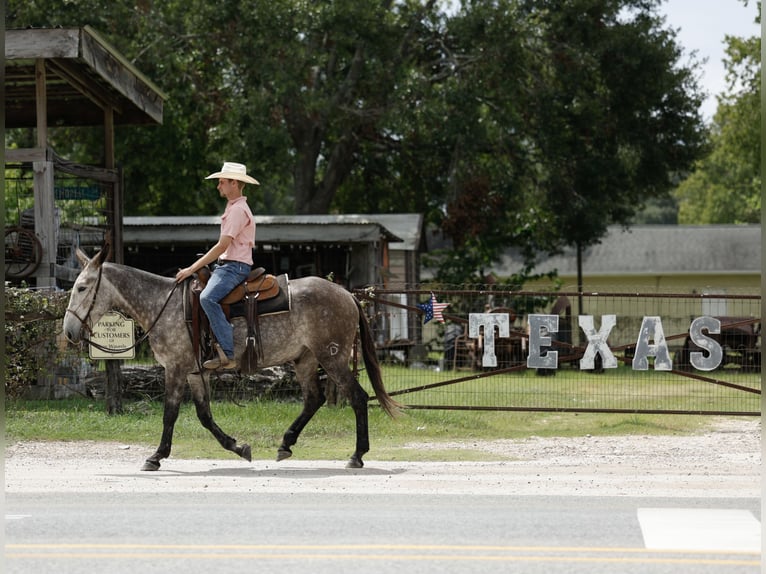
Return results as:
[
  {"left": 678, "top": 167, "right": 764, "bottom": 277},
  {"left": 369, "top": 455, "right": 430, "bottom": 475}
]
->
[{"left": 5, "top": 417, "right": 760, "bottom": 498}]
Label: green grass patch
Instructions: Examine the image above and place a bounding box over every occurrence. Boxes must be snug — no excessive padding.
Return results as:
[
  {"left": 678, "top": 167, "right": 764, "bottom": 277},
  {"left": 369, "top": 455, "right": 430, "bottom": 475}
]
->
[
  {"left": 362, "top": 363, "right": 760, "bottom": 414},
  {"left": 6, "top": 396, "right": 724, "bottom": 462}
]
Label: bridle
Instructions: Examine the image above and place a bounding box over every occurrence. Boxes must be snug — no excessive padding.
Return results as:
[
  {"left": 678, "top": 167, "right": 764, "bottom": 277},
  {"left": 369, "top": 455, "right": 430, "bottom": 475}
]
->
[{"left": 67, "top": 263, "right": 179, "bottom": 354}]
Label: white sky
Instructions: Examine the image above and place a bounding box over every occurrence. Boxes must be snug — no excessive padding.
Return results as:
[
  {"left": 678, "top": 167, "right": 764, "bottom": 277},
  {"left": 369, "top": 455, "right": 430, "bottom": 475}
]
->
[{"left": 659, "top": 0, "right": 760, "bottom": 120}]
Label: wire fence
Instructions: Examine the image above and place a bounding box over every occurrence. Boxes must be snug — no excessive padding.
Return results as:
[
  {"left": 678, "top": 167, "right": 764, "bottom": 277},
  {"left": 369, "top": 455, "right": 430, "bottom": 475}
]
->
[
  {"left": 355, "top": 288, "right": 761, "bottom": 416},
  {"left": 19, "top": 286, "right": 760, "bottom": 416}
]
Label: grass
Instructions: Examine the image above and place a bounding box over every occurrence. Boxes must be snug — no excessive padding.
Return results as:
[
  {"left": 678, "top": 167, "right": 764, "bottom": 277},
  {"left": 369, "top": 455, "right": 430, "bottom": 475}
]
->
[
  {"left": 5, "top": 396, "right": 728, "bottom": 462},
  {"left": 364, "top": 362, "right": 760, "bottom": 414}
]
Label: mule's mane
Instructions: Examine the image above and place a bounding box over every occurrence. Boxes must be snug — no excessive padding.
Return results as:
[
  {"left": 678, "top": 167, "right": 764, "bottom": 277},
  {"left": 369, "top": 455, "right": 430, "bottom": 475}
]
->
[
  {"left": 98, "top": 262, "right": 179, "bottom": 330},
  {"left": 101, "top": 261, "right": 174, "bottom": 285}
]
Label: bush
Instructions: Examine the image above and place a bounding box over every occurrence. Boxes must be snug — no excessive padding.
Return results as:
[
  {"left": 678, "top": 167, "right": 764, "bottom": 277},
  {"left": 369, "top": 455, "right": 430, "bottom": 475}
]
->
[{"left": 4, "top": 285, "right": 71, "bottom": 399}]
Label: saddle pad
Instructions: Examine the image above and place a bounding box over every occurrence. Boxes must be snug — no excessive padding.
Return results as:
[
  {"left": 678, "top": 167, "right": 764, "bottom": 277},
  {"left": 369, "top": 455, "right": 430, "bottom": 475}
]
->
[{"left": 229, "top": 274, "right": 290, "bottom": 318}]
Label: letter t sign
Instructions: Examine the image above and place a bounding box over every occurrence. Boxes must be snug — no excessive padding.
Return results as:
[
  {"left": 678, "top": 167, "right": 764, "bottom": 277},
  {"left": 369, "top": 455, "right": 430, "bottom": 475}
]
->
[{"left": 469, "top": 313, "right": 510, "bottom": 368}]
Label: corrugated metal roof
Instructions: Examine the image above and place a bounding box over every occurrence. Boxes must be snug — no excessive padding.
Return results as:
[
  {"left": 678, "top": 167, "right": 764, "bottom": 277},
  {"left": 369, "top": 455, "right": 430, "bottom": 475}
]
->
[
  {"left": 497, "top": 225, "right": 762, "bottom": 276},
  {"left": 123, "top": 214, "right": 423, "bottom": 248}
]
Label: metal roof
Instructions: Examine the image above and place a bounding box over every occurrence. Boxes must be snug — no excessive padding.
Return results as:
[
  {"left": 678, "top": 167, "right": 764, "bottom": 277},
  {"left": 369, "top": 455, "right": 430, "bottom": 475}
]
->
[
  {"left": 497, "top": 225, "right": 762, "bottom": 276},
  {"left": 123, "top": 214, "right": 422, "bottom": 248}
]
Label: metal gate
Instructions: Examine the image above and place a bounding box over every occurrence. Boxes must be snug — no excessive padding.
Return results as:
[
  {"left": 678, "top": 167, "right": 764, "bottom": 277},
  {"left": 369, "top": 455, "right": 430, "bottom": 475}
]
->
[{"left": 355, "top": 289, "right": 761, "bottom": 416}]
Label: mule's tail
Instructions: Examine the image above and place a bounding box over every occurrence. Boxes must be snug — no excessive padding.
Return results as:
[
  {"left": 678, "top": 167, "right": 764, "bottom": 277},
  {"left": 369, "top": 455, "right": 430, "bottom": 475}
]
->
[{"left": 355, "top": 298, "right": 403, "bottom": 418}]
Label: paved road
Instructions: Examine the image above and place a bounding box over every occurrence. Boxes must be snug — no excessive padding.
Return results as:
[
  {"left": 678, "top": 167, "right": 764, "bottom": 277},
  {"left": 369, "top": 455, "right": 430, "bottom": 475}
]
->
[
  {"left": 5, "top": 491, "right": 761, "bottom": 574},
  {"left": 4, "top": 453, "right": 761, "bottom": 574}
]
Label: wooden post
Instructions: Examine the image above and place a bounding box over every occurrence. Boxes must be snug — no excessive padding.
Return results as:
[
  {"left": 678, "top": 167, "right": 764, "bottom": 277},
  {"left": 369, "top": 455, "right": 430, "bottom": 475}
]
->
[
  {"left": 105, "top": 361, "right": 123, "bottom": 414},
  {"left": 102, "top": 104, "right": 124, "bottom": 414},
  {"left": 33, "top": 59, "right": 56, "bottom": 288},
  {"left": 32, "top": 160, "right": 56, "bottom": 289}
]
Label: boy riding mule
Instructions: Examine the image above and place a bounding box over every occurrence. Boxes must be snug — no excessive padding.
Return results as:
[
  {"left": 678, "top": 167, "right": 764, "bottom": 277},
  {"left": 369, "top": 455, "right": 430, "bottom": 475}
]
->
[{"left": 63, "top": 239, "right": 401, "bottom": 470}]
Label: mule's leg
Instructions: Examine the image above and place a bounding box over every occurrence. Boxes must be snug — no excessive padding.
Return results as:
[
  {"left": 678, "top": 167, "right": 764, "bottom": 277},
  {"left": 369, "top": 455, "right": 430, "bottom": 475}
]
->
[
  {"left": 322, "top": 359, "right": 371, "bottom": 469},
  {"left": 344, "top": 378, "right": 370, "bottom": 468},
  {"left": 142, "top": 368, "right": 186, "bottom": 471},
  {"left": 188, "top": 373, "right": 252, "bottom": 462},
  {"left": 277, "top": 357, "right": 325, "bottom": 461}
]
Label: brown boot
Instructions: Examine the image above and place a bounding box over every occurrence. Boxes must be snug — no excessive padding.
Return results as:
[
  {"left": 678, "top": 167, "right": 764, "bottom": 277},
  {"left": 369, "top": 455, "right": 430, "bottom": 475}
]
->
[{"left": 203, "top": 344, "right": 237, "bottom": 370}]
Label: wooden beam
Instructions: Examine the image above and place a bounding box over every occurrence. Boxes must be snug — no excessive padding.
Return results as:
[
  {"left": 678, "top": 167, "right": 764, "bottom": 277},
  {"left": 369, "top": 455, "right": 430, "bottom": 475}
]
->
[
  {"left": 5, "top": 27, "right": 165, "bottom": 127},
  {"left": 103, "top": 106, "right": 124, "bottom": 264},
  {"left": 79, "top": 27, "right": 164, "bottom": 124},
  {"left": 4, "top": 147, "right": 48, "bottom": 163},
  {"left": 49, "top": 148, "right": 119, "bottom": 181},
  {"left": 46, "top": 59, "right": 123, "bottom": 114},
  {"left": 5, "top": 29, "right": 81, "bottom": 59},
  {"left": 35, "top": 59, "right": 47, "bottom": 148}
]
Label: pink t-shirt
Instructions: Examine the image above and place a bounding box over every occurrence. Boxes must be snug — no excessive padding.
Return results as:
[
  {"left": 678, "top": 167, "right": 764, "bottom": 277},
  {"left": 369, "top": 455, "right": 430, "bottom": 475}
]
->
[{"left": 220, "top": 196, "right": 255, "bottom": 265}]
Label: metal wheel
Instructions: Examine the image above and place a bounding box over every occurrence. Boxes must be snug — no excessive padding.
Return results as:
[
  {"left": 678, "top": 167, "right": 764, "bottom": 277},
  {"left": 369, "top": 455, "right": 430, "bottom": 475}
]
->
[{"left": 5, "top": 226, "right": 43, "bottom": 279}]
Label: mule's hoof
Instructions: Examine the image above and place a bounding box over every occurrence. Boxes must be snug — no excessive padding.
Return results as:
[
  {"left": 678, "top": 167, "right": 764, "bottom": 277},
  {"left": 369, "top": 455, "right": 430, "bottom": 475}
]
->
[
  {"left": 239, "top": 444, "right": 252, "bottom": 462},
  {"left": 276, "top": 447, "right": 292, "bottom": 462},
  {"left": 141, "top": 459, "right": 161, "bottom": 471},
  {"left": 346, "top": 456, "right": 364, "bottom": 469}
]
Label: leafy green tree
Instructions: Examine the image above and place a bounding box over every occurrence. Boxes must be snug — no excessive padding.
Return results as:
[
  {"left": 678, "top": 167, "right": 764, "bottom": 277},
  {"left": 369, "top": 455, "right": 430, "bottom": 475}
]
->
[
  {"left": 675, "top": 22, "right": 761, "bottom": 224},
  {"left": 6, "top": 0, "right": 708, "bottom": 285},
  {"left": 520, "top": 0, "right": 707, "bottom": 265},
  {"left": 223, "top": 0, "right": 449, "bottom": 214},
  {"left": 404, "top": 0, "right": 707, "bottom": 285}
]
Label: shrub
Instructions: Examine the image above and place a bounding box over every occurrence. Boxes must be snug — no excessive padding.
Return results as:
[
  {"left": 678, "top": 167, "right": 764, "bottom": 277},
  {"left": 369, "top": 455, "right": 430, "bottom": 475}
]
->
[{"left": 4, "top": 285, "right": 71, "bottom": 399}]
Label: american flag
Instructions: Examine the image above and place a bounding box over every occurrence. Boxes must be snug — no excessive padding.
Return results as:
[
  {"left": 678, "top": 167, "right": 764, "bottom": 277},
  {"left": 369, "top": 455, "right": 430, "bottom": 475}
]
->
[{"left": 417, "top": 292, "right": 449, "bottom": 324}]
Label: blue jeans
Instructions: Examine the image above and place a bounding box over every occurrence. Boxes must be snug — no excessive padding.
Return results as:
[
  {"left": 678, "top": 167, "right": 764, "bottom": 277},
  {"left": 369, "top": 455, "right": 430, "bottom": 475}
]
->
[{"left": 200, "top": 261, "right": 251, "bottom": 358}]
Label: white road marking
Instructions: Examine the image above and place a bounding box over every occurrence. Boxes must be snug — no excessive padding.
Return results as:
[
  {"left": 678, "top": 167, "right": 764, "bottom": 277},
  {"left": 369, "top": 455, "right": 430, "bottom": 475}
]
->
[
  {"left": 638, "top": 508, "right": 761, "bottom": 552},
  {"left": 5, "top": 515, "right": 31, "bottom": 520}
]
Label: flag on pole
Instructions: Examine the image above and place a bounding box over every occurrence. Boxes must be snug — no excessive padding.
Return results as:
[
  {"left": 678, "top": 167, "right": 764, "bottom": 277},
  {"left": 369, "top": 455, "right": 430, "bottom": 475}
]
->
[{"left": 417, "top": 292, "right": 449, "bottom": 324}]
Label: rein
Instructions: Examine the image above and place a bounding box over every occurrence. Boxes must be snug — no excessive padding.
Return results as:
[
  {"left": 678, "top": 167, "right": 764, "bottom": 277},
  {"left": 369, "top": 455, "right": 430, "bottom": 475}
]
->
[{"left": 69, "top": 264, "right": 180, "bottom": 354}]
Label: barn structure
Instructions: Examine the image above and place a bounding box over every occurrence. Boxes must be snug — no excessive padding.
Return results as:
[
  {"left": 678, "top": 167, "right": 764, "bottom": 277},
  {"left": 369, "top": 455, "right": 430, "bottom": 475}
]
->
[{"left": 122, "top": 213, "right": 424, "bottom": 290}]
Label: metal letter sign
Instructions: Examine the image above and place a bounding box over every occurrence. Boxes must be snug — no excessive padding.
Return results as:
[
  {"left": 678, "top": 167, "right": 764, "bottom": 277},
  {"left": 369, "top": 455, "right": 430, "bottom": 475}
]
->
[
  {"left": 457, "top": 312, "right": 730, "bottom": 372},
  {"left": 89, "top": 311, "right": 136, "bottom": 360},
  {"left": 688, "top": 316, "right": 723, "bottom": 371},
  {"left": 578, "top": 315, "right": 618, "bottom": 369},
  {"left": 526, "top": 314, "right": 559, "bottom": 369},
  {"left": 469, "top": 313, "right": 510, "bottom": 368},
  {"left": 631, "top": 316, "right": 672, "bottom": 370}
]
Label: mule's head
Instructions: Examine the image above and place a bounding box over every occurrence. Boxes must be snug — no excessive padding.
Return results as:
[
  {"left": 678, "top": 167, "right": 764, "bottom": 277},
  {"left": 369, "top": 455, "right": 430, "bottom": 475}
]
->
[{"left": 63, "top": 245, "right": 111, "bottom": 344}]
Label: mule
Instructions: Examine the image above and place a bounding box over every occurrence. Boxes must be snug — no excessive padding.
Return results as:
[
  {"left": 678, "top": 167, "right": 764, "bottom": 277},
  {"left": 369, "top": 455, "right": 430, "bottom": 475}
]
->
[{"left": 63, "top": 244, "right": 401, "bottom": 470}]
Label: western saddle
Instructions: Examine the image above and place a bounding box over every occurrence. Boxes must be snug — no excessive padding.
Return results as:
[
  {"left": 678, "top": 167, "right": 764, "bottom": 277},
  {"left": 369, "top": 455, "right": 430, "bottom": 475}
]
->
[{"left": 187, "top": 266, "right": 281, "bottom": 373}]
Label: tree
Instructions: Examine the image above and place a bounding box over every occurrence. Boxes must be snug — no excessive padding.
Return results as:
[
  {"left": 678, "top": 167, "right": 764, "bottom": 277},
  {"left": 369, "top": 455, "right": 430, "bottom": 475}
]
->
[
  {"left": 222, "top": 0, "right": 449, "bottom": 214},
  {"left": 402, "top": 0, "right": 707, "bottom": 286},
  {"left": 675, "top": 19, "right": 761, "bottom": 224},
  {"left": 7, "top": 0, "right": 708, "bottom": 286},
  {"left": 523, "top": 0, "right": 706, "bottom": 244}
]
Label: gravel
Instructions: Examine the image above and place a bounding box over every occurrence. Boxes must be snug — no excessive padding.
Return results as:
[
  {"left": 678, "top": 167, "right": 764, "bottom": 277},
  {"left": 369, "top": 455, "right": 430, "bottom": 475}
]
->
[{"left": 5, "top": 417, "right": 760, "bottom": 498}]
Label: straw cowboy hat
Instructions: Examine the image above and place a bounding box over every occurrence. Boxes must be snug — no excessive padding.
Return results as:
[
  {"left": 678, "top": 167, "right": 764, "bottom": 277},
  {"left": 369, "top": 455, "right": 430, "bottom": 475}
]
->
[{"left": 205, "top": 162, "right": 259, "bottom": 185}]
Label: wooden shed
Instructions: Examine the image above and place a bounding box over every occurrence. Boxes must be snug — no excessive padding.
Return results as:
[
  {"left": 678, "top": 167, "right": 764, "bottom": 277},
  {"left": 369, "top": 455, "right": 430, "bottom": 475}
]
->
[
  {"left": 122, "top": 213, "right": 424, "bottom": 290},
  {"left": 4, "top": 26, "right": 166, "bottom": 287}
]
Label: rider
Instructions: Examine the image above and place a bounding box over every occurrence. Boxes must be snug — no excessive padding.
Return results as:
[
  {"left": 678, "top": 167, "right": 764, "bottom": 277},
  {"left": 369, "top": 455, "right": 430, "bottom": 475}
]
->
[{"left": 175, "top": 162, "right": 258, "bottom": 370}]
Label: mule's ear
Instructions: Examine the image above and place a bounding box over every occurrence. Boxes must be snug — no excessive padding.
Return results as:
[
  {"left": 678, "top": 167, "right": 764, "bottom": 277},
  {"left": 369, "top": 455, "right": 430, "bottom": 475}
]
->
[
  {"left": 92, "top": 244, "right": 110, "bottom": 267},
  {"left": 75, "top": 248, "right": 91, "bottom": 269},
  {"left": 91, "top": 233, "right": 112, "bottom": 267}
]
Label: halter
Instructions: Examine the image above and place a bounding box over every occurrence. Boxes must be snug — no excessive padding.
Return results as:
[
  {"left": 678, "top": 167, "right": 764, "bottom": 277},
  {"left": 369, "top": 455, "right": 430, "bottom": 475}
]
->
[
  {"left": 67, "top": 263, "right": 179, "bottom": 354},
  {"left": 65, "top": 261, "right": 105, "bottom": 342}
]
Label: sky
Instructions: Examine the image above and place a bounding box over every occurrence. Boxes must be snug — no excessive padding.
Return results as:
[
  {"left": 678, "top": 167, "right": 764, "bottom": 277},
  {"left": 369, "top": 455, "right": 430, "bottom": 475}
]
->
[{"left": 659, "top": 0, "right": 760, "bottom": 121}]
